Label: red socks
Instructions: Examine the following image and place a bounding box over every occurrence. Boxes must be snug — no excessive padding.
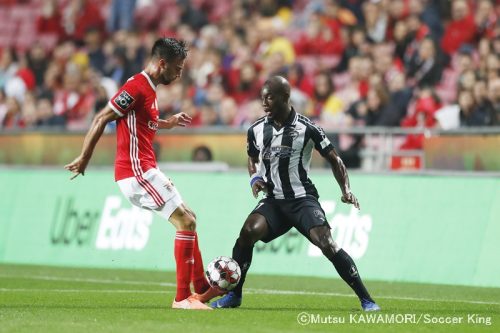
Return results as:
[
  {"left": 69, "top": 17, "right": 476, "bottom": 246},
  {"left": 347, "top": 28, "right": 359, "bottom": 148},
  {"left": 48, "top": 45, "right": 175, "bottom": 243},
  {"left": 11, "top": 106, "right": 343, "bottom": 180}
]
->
[
  {"left": 192, "top": 233, "right": 210, "bottom": 294},
  {"left": 174, "top": 231, "right": 195, "bottom": 301}
]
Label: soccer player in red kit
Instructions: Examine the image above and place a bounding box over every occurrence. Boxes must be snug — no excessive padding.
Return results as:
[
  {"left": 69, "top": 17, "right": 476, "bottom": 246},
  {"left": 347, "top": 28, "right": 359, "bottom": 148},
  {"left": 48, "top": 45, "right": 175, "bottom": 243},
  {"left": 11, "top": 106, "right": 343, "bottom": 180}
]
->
[{"left": 65, "top": 38, "right": 212, "bottom": 310}]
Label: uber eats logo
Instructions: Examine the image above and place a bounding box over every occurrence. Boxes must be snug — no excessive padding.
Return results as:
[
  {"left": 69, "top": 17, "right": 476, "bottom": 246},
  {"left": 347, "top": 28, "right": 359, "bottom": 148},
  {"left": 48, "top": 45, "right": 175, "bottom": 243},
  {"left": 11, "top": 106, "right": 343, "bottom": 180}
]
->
[
  {"left": 308, "top": 200, "right": 372, "bottom": 259},
  {"left": 50, "top": 196, "right": 152, "bottom": 250}
]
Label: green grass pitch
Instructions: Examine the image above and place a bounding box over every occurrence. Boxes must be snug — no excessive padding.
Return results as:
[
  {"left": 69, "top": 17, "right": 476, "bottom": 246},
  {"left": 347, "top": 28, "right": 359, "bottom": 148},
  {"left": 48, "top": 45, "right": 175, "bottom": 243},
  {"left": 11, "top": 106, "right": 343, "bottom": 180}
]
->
[{"left": 0, "top": 264, "right": 498, "bottom": 333}]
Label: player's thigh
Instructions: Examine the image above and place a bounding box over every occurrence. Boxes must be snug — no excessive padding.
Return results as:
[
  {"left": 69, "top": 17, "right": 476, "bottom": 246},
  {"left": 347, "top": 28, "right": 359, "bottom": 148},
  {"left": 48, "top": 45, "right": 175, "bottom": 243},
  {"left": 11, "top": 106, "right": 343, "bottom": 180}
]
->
[
  {"left": 117, "top": 168, "right": 183, "bottom": 215},
  {"left": 145, "top": 168, "right": 185, "bottom": 221},
  {"left": 249, "top": 199, "right": 292, "bottom": 243},
  {"left": 283, "top": 196, "right": 330, "bottom": 242}
]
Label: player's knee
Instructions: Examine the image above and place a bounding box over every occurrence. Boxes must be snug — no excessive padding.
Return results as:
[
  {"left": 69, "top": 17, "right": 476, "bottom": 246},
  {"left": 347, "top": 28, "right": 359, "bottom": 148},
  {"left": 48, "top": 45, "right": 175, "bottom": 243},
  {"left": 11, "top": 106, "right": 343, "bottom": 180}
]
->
[
  {"left": 239, "top": 219, "right": 266, "bottom": 245},
  {"left": 310, "top": 228, "right": 339, "bottom": 255},
  {"left": 177, "top": 211, "right": 196, "bottom": 231}
]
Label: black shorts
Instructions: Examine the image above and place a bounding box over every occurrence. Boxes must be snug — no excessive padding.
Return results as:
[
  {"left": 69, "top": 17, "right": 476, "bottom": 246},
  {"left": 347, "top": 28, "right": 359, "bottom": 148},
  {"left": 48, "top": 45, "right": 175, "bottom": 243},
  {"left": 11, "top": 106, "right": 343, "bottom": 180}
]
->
[{"left": 250, "top": 195, "right": 330, "bottom": 243}]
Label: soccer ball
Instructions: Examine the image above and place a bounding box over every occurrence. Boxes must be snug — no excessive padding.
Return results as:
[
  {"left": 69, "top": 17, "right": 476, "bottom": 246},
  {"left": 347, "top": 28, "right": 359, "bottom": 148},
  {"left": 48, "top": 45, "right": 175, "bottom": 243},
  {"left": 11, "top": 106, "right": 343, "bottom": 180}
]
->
[{"left": 205, "top": 256, "right": 241, "bottom": 291}]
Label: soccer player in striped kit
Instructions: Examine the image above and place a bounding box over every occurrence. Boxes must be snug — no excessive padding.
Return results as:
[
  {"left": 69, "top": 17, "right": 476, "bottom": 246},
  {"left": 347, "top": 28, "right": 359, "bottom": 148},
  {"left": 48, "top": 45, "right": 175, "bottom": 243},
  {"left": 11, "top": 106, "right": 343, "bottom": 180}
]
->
[
  {"left": 209, "top": 76, "right": 380, "bottom": 311},
  {"left": 65, "top": 38, "right": 212, "bottom": 310}
]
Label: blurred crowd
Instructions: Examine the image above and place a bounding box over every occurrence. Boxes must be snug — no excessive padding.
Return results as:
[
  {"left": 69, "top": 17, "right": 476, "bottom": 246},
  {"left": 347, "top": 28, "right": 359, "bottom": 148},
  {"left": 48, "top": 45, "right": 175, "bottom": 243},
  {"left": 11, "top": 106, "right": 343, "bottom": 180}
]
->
[{"left": 0, "top": 0, "right": 499, "bottom": 137}]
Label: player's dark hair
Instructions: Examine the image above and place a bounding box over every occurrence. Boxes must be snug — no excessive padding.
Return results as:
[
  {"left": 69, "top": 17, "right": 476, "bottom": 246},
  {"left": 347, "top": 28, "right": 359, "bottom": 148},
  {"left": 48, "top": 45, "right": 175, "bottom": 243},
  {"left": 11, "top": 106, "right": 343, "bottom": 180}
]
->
[{"left": 151, "top": 38, "right": 188, "bottom": 62}]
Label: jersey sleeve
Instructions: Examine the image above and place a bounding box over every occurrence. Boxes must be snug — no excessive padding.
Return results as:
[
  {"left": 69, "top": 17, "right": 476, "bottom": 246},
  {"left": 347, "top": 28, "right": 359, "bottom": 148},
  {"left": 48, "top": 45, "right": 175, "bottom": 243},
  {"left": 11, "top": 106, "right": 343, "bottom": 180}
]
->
[
  {"left": 108, "top": 79, "right": 141, "bottom": 117},
  {"left": 309, "top": 123, "right": 334, "bottom": 156},
  {"left": 247, "top": 126, "right": 260, "bottom": 158}
]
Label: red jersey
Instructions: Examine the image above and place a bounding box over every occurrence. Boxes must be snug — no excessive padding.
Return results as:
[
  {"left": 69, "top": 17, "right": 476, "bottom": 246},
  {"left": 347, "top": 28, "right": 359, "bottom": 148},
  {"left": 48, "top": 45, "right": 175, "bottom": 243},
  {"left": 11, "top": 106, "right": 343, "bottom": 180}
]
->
[{"left": 108, "top": 71, "right": 160, "bottom": 181}]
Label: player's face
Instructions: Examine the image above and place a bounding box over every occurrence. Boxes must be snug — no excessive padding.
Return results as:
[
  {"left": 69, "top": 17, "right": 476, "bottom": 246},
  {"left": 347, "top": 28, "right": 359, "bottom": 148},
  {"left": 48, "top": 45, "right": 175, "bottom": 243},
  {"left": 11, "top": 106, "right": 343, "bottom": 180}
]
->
[
  {"left": 159, "top": 57, "right": 185, "bottom": 85},
  {"left": 261, "top": 86, "right": 285, "bottom": 118}
]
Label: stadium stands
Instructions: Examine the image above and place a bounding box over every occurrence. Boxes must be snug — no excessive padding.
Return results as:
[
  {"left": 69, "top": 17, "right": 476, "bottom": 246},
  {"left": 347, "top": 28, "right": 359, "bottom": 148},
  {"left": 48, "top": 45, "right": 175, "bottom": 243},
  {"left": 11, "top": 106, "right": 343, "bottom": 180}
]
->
[{"left": 0, "top": 0, "right": 498, "bottom": 134}]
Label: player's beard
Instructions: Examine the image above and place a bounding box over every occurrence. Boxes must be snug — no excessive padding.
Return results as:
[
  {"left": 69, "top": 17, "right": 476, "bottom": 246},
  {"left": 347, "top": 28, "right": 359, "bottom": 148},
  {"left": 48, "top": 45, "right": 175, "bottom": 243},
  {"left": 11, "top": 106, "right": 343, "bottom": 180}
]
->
[{"left": 161, "top": 77, "right": 174, "bottom": 85}]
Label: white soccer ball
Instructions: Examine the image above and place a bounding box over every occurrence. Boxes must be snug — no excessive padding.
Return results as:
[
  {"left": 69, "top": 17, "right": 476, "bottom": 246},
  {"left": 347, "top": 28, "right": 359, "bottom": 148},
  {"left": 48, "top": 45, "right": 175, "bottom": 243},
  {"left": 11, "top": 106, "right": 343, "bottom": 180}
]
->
[{"left": 205, "top": 256, "right": 241, "bottom": 291}]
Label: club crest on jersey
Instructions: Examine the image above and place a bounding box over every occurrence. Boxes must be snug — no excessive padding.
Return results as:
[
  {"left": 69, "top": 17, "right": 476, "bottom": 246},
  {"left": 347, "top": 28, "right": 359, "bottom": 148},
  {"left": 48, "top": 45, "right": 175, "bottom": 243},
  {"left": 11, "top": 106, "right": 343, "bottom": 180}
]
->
[
  {"left": 288, "top": 130, "right": 299, "bottom": 139},
  {"left": 148, "top": 120, "right": 158, "bottom": 130},
  {"left": 114, "top": 91, "right": 134, "bottom": 110}
]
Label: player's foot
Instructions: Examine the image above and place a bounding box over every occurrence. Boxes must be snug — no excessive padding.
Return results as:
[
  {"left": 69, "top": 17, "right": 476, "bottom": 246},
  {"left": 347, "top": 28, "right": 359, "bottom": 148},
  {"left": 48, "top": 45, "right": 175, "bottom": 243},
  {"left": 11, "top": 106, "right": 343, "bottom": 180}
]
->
[
  {"left": 191, "top": 286, "right": 226, "bottom": 303},
  {"left": 172, "top": 295, "right": 213, "bottom": 310},
  {"left": 360, "top": 298, "right": 381, "bottom": 312},
  {"left": 210, "top": 291, "right": 242, "bottom": 308}
]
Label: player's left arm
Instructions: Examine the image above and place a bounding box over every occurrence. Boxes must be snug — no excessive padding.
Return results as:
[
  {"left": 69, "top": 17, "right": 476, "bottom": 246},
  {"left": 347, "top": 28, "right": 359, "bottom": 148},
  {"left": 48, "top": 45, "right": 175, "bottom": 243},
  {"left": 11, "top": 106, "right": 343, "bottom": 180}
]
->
[
  {"left": 324, "top": 149, "right": 360, "bottom": 209},
  {"left": 158, "top": 112, "right": 192, "bottom": 129},
  {"left": 309, "top": 122, "right": 360, "bottom": 209}
]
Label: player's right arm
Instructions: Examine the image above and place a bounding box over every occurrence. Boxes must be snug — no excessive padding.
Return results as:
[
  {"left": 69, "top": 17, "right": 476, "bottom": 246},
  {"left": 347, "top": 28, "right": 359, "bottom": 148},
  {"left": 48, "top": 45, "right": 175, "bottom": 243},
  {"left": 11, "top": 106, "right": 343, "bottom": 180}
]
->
[
  {"left": 247, "top": 126, "right": 266, "bottom": 198},
  {"left": 64, "top": 105, "right": 120, "bottom": 179}
]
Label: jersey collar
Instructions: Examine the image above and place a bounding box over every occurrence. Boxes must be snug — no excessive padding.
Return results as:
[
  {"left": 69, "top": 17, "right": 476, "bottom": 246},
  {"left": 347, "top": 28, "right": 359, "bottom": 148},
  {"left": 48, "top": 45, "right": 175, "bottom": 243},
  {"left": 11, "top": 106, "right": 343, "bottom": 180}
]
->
[
  {"left": 265, "top": 106, "right": 298, "bottom": 126},
  {"left": 141, "top": 71, "right": 157, "bottom": 90}
]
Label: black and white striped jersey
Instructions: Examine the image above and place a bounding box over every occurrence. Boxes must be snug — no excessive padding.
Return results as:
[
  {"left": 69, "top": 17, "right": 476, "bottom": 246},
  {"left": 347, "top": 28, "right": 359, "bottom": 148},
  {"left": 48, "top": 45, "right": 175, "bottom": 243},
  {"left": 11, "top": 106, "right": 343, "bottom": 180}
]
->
[{"left": 247, "top": 108, "right": 334, "bottom": 199}]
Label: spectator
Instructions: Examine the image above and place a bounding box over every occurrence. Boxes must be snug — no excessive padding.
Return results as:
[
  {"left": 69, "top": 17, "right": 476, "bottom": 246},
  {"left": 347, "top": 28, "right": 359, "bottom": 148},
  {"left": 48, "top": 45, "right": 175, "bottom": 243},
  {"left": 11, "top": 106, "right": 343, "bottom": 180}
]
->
[
  {"left": 36, "top": 0, "right": 66, "bottom": 43},
  {"left": 192, "top": 145, "right": 213, "bottom": 162},
  {"left": 63, "top": 0, "right": 105, "bottom": 44},
  {"left": 362, "top": 0, "right": 388, "bottom": 43},
  {"left": 406, "top": 37, "right": 443, "bottom": 87},
  {"left": 474, "top": 0, "right": 497, "bottom": 40},
  {"left": 364, "top": 85, "right": 391, "bottom": 126},
  {"left": 27, "top": 44, "right": 49, "bottom": 90},
  {"left": 308, "top": 71, "right": 343, "bottom": 123},
  {"left": 225, "top": 60, "right": 261, "bottom": 104},
  {"left": 441, "top": 0, "right": 476, "bottom": 55},
  {"left": 333, "top": 26, "right": 368, "bottom": 73},
  {"left": 84, "top": 28, "right": 106, "bottom": 74},
  {"left": 294, "top": 11, "right": 344, "bottom": 56},
  {"left": 178, "top": 0, "right": 209, "bottom": 31},
  {"left": 107, "top": 0, "right": 137, "bottom": 33},
  {"left": 485, "top": 78, "right": 500, "bottom": 125},
  {"left": 458, "top": 89, "right": 489, "bottom": 126}
]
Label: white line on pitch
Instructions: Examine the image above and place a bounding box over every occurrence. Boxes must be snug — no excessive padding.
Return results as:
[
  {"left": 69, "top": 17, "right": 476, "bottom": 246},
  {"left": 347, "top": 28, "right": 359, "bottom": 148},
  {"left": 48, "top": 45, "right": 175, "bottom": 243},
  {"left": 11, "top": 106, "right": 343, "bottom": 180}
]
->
[
  {"left": 0, "top": 274, "right": 176, "bottom": 287},
  {"left": 244, "top": 288, "right": 500, "bottom": 306},
  {"left": 0, "top": 288, "right": 168, "bottom": 294},
  {"left": 1, "top": 274, "right": 499, "bottom": 306}
]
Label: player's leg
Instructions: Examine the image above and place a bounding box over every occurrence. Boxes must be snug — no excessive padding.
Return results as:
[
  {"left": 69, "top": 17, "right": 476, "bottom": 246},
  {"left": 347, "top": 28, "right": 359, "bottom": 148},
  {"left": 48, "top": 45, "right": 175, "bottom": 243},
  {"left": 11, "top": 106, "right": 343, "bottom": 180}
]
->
[
  {"left": 117, "top": 170, "right": 210, "bottom": 310},
  {"left": 287, "top": 197, "right": 380, "bottom": 311},
  {"left": 179, "top": 205, "right": 211, "bottom": 294},
  {"left": 168, "top": 204, "right": 197, "bottom": 301},
  {"left": 231, "top": 213, "right": 269, "bottom": 295},
  {"left": 211, "top": 200, "right": 290, "bottom": 308},
  {"left": 145, "top": 169, "right": 210, "bottom": 310},
  {"left": 308, "top": 226, "right": 380, "bottom": 311},
  {"left": 208, "top": 213, "right": 269, "bottom": 308}
]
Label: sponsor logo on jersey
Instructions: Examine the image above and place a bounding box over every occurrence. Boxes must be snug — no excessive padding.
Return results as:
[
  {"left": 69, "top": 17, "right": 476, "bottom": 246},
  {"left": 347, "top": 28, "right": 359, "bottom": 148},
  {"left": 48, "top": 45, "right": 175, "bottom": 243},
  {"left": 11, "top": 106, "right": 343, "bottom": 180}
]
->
[
  {"left": 262, "top": 145, "right": 296, "bottom": 159},
  {"left": 114, "top": 90, "right": 135, "bottom": 110},
  {"left": 148, "top": 120, "right": 158, "bottom": 130}
]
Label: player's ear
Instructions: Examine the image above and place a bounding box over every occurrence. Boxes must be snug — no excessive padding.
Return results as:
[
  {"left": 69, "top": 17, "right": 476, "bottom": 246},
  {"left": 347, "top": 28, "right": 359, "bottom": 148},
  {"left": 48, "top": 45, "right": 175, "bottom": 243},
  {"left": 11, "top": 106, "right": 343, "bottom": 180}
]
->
[{"left": 158, "top": 58, "right": 167, "bottom": 71}]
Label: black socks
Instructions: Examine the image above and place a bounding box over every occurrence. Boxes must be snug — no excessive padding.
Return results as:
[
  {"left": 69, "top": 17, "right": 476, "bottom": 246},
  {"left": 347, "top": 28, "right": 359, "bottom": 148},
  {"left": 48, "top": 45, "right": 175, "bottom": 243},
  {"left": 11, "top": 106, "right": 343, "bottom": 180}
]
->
[
  {"left": 231, "top": 239, "right": 254, "bottom": 297},
  {"left": 330, "top": 249, "right": 374, "bottom": 302}
]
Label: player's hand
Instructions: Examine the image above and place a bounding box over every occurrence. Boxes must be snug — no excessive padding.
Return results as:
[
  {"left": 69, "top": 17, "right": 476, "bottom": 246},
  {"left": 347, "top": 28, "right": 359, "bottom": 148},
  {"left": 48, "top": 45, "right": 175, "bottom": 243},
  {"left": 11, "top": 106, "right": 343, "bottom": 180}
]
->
[
  {"left": 64, "top": 155, "right": 89, "bottom": 180},
  {"left": 251, "top": 180, "right": 267, "bottom": 198},
  {"left": 168, "top": 112, "right": 192, "bottom": 128},
  {"left": 341, "top": 191, "right": 360, "bottom": 210}
]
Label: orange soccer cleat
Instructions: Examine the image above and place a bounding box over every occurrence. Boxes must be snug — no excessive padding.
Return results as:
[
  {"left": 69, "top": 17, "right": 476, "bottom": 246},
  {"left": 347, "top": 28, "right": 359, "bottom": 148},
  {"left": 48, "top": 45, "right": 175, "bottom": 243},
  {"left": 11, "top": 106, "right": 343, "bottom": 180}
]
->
[
  {"left": 171, "top": 295, "right": 213, "bottom": 310},
  {"left": 190, "top": 286, "right": 226, "bottom": 303}
]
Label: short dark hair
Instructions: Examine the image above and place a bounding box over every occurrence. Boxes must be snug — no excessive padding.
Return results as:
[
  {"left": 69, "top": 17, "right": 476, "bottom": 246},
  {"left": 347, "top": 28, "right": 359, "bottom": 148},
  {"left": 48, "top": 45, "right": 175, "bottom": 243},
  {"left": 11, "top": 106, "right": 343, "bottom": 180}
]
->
[{"left": 151, "top": 37, "right": 188, "bottom": 62}]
